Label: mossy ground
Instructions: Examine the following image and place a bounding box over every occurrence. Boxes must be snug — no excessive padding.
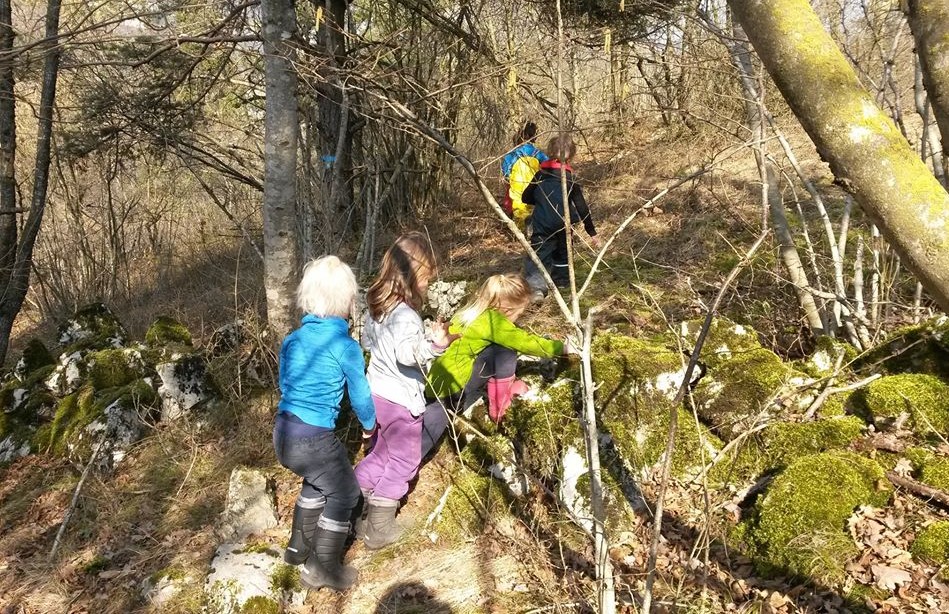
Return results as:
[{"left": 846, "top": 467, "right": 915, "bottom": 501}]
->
[
  {"left": 145, "top": 316, "right": 194, "bottom": 347},
  {"left": 910, "top": 521, "right": 949, "bottom": 565}
]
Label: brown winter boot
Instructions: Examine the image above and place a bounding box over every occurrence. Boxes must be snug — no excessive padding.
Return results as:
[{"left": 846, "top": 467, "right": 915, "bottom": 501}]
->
[
  {"left": 300, "top": 516, "right": 357, "bottom": 591},
  {"left": 284, "top": 497, "right": 325, "bottom": 565},
  {"left": 362, "top": 495, "right": 402, "bottom": 550}
]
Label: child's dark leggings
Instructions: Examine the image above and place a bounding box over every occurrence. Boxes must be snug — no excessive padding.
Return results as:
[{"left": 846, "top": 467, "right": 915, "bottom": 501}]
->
[
  {"left": 273, "top": 412, "right": 361, "bottom": 523},
  {"left": 421, "top": 344, "right": 517, "bottom": 458}
]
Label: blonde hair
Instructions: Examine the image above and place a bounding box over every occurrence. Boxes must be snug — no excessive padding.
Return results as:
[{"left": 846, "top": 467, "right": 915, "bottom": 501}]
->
[
  {"left": 367, "top": 231, "right": 436, "bottom": 320},
  {"left": 456, "top": 274, "right": 531, "bottom": 327},
  {"left": 547, "top": 133, "right": 577, "bottom": 162},
  {"left": 296, "top": 255, "right": 358, "bottom": 318}
]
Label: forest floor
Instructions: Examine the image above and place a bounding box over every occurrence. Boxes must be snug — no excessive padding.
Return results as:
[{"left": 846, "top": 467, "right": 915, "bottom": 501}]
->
[{"left": 2, "top": 121, "right": 931, "bottom": 614}]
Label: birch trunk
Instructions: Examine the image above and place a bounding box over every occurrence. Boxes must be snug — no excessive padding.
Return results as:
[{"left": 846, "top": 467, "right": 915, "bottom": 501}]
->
[{"left": 906, "top": 0, "right": 949, "bottom": 172}]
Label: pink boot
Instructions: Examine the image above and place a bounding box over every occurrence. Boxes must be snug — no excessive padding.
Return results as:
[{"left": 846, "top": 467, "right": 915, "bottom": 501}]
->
[{"left": 487, "top": 376, "right": 529, "bottom": 423}]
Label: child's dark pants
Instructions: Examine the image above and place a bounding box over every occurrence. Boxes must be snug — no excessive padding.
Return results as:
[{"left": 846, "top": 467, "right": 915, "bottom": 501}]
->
[{"left": 525, "top": 230, "right": 569, "bottom": 292}]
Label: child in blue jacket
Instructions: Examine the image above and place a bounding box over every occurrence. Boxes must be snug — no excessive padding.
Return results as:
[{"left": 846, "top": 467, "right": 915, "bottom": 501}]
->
[
  {"left": 273, "top": 255, "right": 376, "bottom": 592},
  {"left": 501, "top": 121, "right": 549, "bottom": 230}
]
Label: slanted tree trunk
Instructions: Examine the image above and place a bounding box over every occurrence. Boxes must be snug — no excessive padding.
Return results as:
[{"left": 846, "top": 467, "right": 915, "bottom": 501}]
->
[
  {"left": 728, "top": 0, "right": 949, "bottom": 314},
  {"left": 906, "top": 0, "right": 949, "bottom": 172},
  {"left": 0, "top": 0, "right": 61, "bottom": 364},
  {"left": 261, "top": 0, "right": 301, "bottom": 337}
]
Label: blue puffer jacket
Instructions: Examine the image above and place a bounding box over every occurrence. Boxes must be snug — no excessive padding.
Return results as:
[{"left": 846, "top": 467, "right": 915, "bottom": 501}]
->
[{"left": 278, "top": 315, "right": 376, "bottom": 430}]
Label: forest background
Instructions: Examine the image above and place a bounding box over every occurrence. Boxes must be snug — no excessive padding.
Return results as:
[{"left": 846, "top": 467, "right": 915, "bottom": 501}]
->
[{"left": 2, "top": 0, "right": 949, "bottom": 613}]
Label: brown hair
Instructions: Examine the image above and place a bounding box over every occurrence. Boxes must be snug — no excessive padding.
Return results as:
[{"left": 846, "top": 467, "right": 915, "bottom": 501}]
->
[
  {"left": 547, "top": 133, "right": 576, "bottom": 162},
  {"left": 366, "top": 231, "right": 436, "bottom": 320},
  {"left": 514, "top": 121, "right": 539, "bottom": 146}
]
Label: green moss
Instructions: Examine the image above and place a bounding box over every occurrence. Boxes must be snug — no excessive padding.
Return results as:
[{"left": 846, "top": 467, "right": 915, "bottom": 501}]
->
[
  {"left": 434, "top": 468, "right": 509, "bottom": 545},
  {"left": 910, "top": 521, "right": 949, "bottom": 565},
  {"left": 149, "top": 565, "right": 187, "bottom": 584},
  {"left": 505, "top": 377, "right": 582, "bottom": 480},
  {"left": 905, "top": 447, "right": 949, "bottom": 491},
  {"left": 713, "top": 416, "right": 866, "bottom": 484},
  {"left": 238, "top": 542, "right": 280, "bottom": 557},
  {"left": 694, "top": 348, "right": 800, "bottom": 440},
  {"left": 0, "top": 364, "right": 55, "bottom": 416},
  {"left": 798, "top": 336, "right": 857, "bottom": 378},
  {"left": 238, "top": 596, "right": 279, "bottom": 614},
  {"left": 145, "top": 316, "right": 193, "bottom": 347},
  {"left": 855, "top": 319, "right": 949, "bottom": 378},
  {"left": 58, "top": 303, "right": 129, "bottom": 354},
  {"left": 82, "top": 555, "right": 109, "bottom": 575},
  {"left": 87, "top": 348, "right": 145, "bottom": 391},
  {"left": 679, "top": 317, "right": 763, "bottom": 370},
  {"left": 745, "top": 451, "right": 891, "bottom": 583},
  {"left": 270, "top": 563, "right": 300, "bottom": 593},
  {"left": 860, "top": 374, "right": 949, "bottom": 436}
]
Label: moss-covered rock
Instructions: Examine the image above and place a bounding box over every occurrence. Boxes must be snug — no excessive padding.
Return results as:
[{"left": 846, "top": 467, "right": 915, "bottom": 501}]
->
[
  {"left": 855, "top": 317, "right": 949, "bottom": 378},
  {"left": 13, "top": 339, "right": 54, "bottom": 379},
  {"left": 145, "top": 316, "right": 193, "bottom": 347},
  {"left": 798, "top": 335, "right": 857, "bottom": 378},
  {"left": 905, "top": 447, "right": 949, "bottom": 491},
  {"left": 857, "top": 374, "right": 949, "bottom": 436},
  {"left": 0, "top": 363, "right": 55, "bottom": 417},
  {"left": 694, "top": 347, "right": 809, "bottom": 440},
  {"left": 679, "top": 317, "right": 764, "bottom": 369},
  {"left": 87, "top": 348, "right": 147, "bottom": 391},
  {"left": 431, "top": 468, "right": 509, "bottom": 545},
  {"left": 57, "top": 303, "right": 128, "bottom": 353},
  {"left": 238, "top": 596, "right": 279, "bottom": 614},
  {"left": 34, "top": 379, "right": 157, "bottom": 458},
  {"left": 910, "top": 521, "right": 949, "bottom": 565},
  {"left": 505, "top": 376, "right": 583, "bottom": 481},
  {"left": 713, "top": 416, "right": 866, "bottom": 484},
  {"left": 743, "top": 451, "right": 891, "bottom": 583}
]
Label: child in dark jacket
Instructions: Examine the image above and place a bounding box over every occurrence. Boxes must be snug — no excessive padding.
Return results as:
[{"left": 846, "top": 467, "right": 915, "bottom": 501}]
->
[
  {"left": 522, "top": 133, "right": 600, "bottom": 298},
  {"left": 273, "top": 255, "right": 376, "bottom": 592},
  {"left": 501, "top": 121, "right": 549, "bottom": 230}
]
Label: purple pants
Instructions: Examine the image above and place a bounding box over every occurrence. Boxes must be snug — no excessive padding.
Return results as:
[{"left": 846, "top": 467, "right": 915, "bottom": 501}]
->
[{"left": 354, "top": 394, "right": 423, "bottom": 500}]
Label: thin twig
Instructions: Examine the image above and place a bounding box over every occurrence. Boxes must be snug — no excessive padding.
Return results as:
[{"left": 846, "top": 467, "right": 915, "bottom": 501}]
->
[{"left": 49, "top": 435, "right": 107, "bottom": 561}]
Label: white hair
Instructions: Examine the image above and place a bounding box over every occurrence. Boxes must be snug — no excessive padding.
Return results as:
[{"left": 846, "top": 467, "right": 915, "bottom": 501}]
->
[{"left": 296, "top": 255, "right": 358, "bottom": 318}]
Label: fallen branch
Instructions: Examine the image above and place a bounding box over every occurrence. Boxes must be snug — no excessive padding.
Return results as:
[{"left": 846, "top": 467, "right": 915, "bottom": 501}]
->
[
  {"left": 49, "top": 436, "right": 106, "bottom": 561},
  {"left": 886, "top": 471, "right": 949, "bottom": 509},
  {"left": 803, "top": 372, "right": 881, "bottom": 419}
]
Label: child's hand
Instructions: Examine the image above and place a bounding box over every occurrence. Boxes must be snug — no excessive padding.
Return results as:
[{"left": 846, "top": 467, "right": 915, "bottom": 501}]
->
[
  {"left": 563, "top": 334, "right": 582, "bottom": 355},
  {"left": 589, "top": 235, "right": 602, "bottom": 250},
  {"left": 431, "top": 319, "right": 461, "bottom": 348}
]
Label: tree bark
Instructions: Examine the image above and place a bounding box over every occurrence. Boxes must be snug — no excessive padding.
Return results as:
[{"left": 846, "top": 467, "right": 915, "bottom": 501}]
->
[
  {"left": 906, "top": 0, "right": 949, "bottom": 169},
  {"left": 0, "top": 0, "right": 61, "bottom": 364},
  {"left": 0, "top": 0, "right": 16, "bottom": 292},
  {"left": 261, "top": 0, "right": 300, "bottom": 337},
  {"left": 728, "top": 0, "right": 949, "bottom": 314}
]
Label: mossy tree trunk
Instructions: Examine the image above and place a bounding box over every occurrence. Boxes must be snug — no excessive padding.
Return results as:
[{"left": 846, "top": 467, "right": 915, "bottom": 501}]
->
[
  {"left": 261, "top": 0, "right": 301, "bottom": 337},
  {"left": 728, "top": 0, "right": 949, "bottom": 314},
  {"left": 906, "top": 0, "right": 949, "bottom": 174}
]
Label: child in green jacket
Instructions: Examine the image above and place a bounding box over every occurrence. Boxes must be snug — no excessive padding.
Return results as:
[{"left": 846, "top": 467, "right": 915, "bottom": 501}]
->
[{"left": 422, "top": 273, "right": 569, "bottom": 457}]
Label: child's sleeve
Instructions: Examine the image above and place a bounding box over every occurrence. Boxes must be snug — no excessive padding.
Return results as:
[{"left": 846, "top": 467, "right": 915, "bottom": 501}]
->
[
  {"left": 482, "top": 310, "right": 564, "bottom": 357},
  {"left": 571, "top": 182, "right": 597, "bottom": 237},
  {"left": 340, "top": 339, "right": 376, "bottom": 431},
  {"left": 521, "top": 170, "right": 540, "bottom": 206},
  {"left": 392, "top": 309, "right": 443, "bottom": 366}
]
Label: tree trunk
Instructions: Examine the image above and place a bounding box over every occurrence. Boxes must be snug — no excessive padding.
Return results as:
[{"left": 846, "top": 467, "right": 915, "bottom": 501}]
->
[
  {"left": 0, "top": 0, "right": 16, "bottom": 292},
  {"left": 317, "top": 0, "right": 351, "bottom": 250},
  {"left": 728, "top": 0, "right": 949, "bottom": 314},
  {"left": 0, "top": 0, "right": 61, "bottom": 365},
  {"left": 261, "top": 0, "right": 301, "bottom": 337},
  {"left": 906, "top": 0, "right": 949, "bottom": 170}
]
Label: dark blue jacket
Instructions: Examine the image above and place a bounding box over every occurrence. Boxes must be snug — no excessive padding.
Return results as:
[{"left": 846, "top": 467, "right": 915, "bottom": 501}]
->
[
  {"left": 278, "top": 315, "right": 376, "bottom": 430},
  {"left": 522, "top": 160, "right": 597, "bottom": 237}
]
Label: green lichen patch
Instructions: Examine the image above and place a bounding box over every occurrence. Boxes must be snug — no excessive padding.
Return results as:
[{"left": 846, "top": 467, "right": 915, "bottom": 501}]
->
[
  {"left": 87, "top": 348, "right": 147, "bottom": 391},
  {"left": 712, "top": 416, "right": 866, "bottom": 485},
  {"left": 742, "top": 451, "right": 891, "bottom": 583},
  {"left": 855, "top": 318, "right": 949, "bottom": 378},
  {"left": 910, "top": 521, "right": 949, "bottom": 565},
  {"left": 0, "top": 364, "right": 55, "bottom": 417},
  {"left": 694, "top": 348, "right": 802, "bottom": 440},
  {"left": 857, "top": 374, "right": 949, "bottom": 436},
  {"left": 679, "top": 317, "right": 763, "bottom": 370}
]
